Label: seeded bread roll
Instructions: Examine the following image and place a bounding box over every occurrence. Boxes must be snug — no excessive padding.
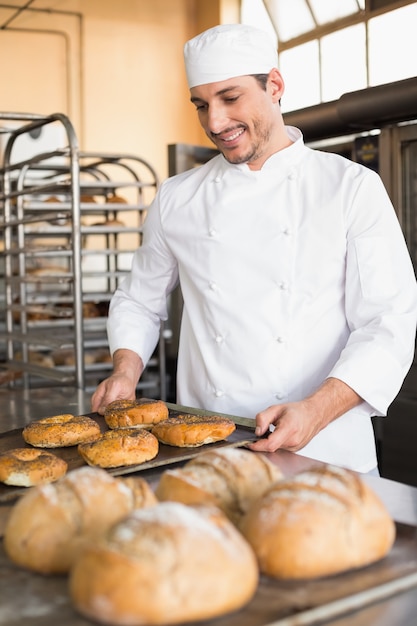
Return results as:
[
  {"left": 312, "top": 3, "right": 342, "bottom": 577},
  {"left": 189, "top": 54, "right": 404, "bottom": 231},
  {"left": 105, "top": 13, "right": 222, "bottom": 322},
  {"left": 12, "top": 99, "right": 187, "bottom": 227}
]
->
[
  {"left": 104, "top": 398, "right": 169, "bottom": 429},
  {"left": 78, "top": 428, "right": 159, "bottom": 468},
  {"left": 22, "top": 414, "right": 101, "bottom": 448},
  {"left": 151, "top": 414, "right": 236, "bottom": 447},
  {"left": 240, "top": 464, "right": 396, "bottom": 579},
  {"left": 69, "top": 502, "right": 259, "bottom": 625},
  {"left": 156, "top": 447, "right": 282, "bottom": 525},
  {"left": 3, "top": 466, "right": 157, "bottom": 574},
  {"left": 0, "top": 448, "right": 67, "bottom": 487}
]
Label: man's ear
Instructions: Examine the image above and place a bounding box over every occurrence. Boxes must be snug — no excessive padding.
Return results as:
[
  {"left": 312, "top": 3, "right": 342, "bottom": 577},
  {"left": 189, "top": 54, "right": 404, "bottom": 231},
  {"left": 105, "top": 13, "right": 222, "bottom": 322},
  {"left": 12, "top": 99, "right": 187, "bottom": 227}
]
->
[{"left": 268, "top": 68, "right": 285, "bottom": 104}]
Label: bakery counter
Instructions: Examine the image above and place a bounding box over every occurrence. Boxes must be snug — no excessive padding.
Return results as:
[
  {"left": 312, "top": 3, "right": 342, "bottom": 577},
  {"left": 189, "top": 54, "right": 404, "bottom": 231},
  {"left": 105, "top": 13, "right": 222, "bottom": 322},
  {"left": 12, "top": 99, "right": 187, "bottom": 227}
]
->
[{"left": 1, "top": 397, "right": 417, "bottom": 626}]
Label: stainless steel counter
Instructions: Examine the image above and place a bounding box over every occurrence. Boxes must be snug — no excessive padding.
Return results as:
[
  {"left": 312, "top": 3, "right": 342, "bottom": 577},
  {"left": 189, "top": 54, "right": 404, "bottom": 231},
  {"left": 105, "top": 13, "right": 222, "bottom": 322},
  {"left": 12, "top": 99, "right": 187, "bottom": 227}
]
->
[
  {"left": 0, "top": 389, "right": 417, "bottom": 626},
  {"left": 0, "top": 386, "right": 92, "bottom": 431}
]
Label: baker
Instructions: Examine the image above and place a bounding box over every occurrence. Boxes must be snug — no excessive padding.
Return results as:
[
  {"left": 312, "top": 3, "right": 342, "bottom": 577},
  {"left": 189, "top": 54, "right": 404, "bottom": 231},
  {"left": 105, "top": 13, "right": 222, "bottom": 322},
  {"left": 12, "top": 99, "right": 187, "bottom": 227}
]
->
[{"left": 92, "top": 23, "right": 417, "bottom": 474}]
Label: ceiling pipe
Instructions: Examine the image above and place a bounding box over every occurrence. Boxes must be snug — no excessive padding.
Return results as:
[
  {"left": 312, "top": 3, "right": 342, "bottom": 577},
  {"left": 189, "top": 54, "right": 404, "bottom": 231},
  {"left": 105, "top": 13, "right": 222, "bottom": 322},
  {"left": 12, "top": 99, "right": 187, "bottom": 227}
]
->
[{"left": 283, "top": 76, "right": 417, "bottom": 142}]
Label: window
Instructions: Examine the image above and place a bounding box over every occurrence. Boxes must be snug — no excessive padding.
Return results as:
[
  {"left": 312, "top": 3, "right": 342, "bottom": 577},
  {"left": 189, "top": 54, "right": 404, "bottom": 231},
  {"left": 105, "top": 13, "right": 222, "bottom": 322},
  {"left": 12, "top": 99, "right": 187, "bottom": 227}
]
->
[
  {"left": 368, "top": 5, "right": 417, "bottom": 85},
  {"left": 321, "top": 23, "right": 367, "bottom": 101},
  {"left": 241, "top": 0, "right": 417, "bottom": 113},
  {"left": 279, "top": 42, "right": 320, "bottom": 110}
]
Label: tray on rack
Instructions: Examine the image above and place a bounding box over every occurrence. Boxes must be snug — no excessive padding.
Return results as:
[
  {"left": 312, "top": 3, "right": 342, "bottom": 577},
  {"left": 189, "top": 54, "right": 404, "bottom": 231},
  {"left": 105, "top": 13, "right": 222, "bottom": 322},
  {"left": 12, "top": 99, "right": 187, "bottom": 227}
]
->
[{"left": 0, "top": 404, "right": 257, "bottom": 503}]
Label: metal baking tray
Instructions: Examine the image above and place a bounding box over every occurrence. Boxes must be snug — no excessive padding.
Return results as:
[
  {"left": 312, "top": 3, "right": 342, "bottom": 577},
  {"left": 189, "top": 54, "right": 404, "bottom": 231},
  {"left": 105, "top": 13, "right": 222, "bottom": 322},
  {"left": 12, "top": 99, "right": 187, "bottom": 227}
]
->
[{"left": 0, "top": 404, "right": 257, "bottom": 502}]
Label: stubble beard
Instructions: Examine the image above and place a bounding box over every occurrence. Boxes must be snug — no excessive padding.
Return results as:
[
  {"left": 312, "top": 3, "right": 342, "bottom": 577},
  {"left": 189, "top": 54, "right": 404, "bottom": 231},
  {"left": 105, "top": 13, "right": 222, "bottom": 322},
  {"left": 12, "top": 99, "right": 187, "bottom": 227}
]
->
[{"left": 210, "top": 119, "right": 273, "bottom": 166}]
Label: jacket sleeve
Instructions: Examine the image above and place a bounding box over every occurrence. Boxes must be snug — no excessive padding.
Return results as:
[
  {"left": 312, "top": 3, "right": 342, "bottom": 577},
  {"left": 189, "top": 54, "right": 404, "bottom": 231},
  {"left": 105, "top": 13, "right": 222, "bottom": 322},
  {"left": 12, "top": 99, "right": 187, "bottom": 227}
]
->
[
  {"left": 328, "top": 169, "right": 417, "bottom": 415},
  {"left": 107, "top": 189, "right": 179, "bottom": 366}
]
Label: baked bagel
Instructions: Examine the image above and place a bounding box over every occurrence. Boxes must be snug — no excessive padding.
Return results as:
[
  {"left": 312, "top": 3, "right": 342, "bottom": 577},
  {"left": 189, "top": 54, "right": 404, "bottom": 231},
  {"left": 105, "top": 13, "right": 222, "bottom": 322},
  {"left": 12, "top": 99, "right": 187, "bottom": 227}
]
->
[
  {"left": 0, "top": 448, "right": 68, "bottom": 487},
  {"left": 78, "top": 428, "right": 159, "bottom": 468},
  {"left": 104, "top": 398, "right": 168, "bottom": 429},
  {"left": 151, "top": 414, "right": 236, "bottom": 447},
  {"left": 22, "top": 414, "right": 101, "bottom": 448}
]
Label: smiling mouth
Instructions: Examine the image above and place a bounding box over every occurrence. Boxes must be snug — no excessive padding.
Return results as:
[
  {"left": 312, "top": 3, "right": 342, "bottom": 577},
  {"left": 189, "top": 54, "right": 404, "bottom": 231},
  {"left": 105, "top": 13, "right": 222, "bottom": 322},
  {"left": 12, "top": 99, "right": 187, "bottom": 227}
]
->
[{"left": 214, "top": 127, "right": 245, "bottom": 145}]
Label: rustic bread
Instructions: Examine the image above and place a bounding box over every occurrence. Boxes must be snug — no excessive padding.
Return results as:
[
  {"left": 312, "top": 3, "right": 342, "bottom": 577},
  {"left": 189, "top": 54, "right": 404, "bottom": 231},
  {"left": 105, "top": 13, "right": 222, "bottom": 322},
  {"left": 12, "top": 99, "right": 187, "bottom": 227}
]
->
[
  {"left": 3, "top": 466, "right": 157, "bottom": 574},
  {"left": 104, "top": 398, "right": 169, "bottom": 429},
  {"left": 22, "top": 414, "right": 101, "bottom": 448},
  {"left": 69, "top": 502, "right": 259, "bottom": 625},
  {"left": 0, "top": 448, "right": 67, "bottom": 487},
  {"left": 156, "top": 447, "right": 282, "bottom": 525},
  {"left": 78, "top": 427, "right": 159, "bottom": 468},
  {"left": 151, "top": 414, "right": 236, "bottom": 447},
  {"left": 240, "top": 464, "right": 396, "bottom": 579}
]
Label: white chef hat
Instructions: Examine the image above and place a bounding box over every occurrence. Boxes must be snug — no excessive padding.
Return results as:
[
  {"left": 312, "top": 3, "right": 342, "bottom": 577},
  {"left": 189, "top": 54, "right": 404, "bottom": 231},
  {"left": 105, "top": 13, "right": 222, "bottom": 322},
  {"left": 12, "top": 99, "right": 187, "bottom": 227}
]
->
[{"left": 184, "top": 23, "right": 278, "bottom": 89}]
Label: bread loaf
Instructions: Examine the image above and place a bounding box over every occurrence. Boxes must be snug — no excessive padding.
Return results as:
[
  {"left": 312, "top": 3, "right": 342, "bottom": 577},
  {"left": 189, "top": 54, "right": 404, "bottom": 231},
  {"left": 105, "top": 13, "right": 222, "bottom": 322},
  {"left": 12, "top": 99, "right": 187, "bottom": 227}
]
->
[
  {"left": 104, "top": 398, "right": 168, "bottom": 429},
  {"left": 69, "top": 502, "right": 259, "bottom": 625},
  {"left": 3, "top": 466, "right": 157, "bottom": 574},
  {"left": 151, "top": 413, "right": 236, "bottom": 447},
  {"left": 240, "top": 464, "right": 396, "bottom": 579},
  {"left": 0, "top": 448, "right": 67, "bottom": 487},
  {"left": 156, "top": 447, "right": 282, "bottom": 525}
]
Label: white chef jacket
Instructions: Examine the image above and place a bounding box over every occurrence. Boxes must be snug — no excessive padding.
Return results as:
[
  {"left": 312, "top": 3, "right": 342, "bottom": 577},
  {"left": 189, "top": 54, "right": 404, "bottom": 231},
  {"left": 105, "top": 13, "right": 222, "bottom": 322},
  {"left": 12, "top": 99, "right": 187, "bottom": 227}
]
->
[{"left": 107, "top": 126, "right": 417, "bottom": 473}]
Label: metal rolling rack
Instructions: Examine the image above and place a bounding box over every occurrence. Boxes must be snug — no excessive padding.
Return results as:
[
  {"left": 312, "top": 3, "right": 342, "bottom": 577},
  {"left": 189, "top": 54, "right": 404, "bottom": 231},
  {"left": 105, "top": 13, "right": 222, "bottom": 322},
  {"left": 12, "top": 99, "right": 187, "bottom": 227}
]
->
[{"left": 0, "top": 112, "right": 166, "bottom": 398}]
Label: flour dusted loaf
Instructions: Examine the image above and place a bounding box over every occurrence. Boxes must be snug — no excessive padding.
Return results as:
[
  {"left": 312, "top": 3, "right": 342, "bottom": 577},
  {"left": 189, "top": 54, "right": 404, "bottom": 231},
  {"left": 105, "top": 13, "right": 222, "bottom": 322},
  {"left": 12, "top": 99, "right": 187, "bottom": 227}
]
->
[
  {"left": 104, "top": 398, "right": 168, "bottom": 429},
  {"left": 78, "top": 427, "right": 159, "bottom": 468},
  {"left": 151, "top": 413, "right": 236, "bottom": 447},
  {"left": 240, "top": 464, "right": 396, "bottom": 579},
  {"left": 156, "top": 447, "right": 282, "bottom": 525},
  {"left": 0, "top": 448, "right": 67, "bottom": 487},
  {"left": 3, "top": 466, "right": 157, "bottom": 574},
  {"left": 69, "top": 502, "right": 259, "bottom": 625},
  {"left": 22, "top": 414, "right": 101, "bottom": 448}
]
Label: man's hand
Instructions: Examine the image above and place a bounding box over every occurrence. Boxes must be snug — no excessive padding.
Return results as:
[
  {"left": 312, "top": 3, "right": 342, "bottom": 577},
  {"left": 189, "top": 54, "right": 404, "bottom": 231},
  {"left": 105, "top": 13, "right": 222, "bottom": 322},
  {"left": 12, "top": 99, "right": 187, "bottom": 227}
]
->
[
  {"left": 247, "top": 400, "right": 323, "bottom": 452},
  {"left": 247, "top": 377, "right": 362, "bottom": 453},
  {"left": 91, "top": 349, "right": 144, "bottom": 415}
]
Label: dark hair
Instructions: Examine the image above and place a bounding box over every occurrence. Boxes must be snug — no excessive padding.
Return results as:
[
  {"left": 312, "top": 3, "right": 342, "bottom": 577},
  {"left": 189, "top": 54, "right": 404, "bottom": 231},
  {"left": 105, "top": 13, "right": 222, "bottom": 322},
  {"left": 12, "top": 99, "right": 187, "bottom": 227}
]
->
[
  {"left": 251, "top": 73, "right": 281, "bottom": 105},
  {"left": 251, "top": 74, "right": 269, "bottom": 90}
]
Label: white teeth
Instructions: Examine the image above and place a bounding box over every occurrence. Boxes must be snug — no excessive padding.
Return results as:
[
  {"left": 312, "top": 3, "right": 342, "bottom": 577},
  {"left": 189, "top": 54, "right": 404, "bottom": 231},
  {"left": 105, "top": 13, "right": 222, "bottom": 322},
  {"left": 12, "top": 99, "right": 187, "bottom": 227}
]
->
[{"left": 224, "top": 129, "right": 244, "bottom": 142}]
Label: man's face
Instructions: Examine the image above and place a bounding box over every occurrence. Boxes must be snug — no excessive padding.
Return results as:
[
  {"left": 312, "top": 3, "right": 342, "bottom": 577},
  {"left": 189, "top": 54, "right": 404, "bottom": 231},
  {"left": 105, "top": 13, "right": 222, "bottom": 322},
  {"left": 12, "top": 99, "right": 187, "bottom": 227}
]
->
[{"left": 190, "top": 73, "right": 283, "bottom": 171}]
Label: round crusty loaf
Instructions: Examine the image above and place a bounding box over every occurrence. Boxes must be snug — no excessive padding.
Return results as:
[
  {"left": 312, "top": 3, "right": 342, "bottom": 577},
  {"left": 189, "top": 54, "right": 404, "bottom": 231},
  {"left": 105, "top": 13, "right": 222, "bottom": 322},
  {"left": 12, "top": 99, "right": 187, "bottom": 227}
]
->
[
  {"left": 22, "top": 414, "right": 101, "bottom": 448},
  {"left": 69, "top": 502, "right": 259, "bottom": 625},
  {"left": 3, "top": 466, "right": 157, "bottom": 574},
  {"left": 0, "top": 448, "right": 68, "bottom": 487},
  {"left": 240, "top": 464, "right": 396, "bottom": 579},
  {"left": 78, "top": 428, "right": 159, "bottom": 468},
  {"left": 104, "top": 398, "right": 169, "bottom": 429},
  {"left": 151, "top": 414, "right": 236, "bottom": 447},
  {"left": 156, "top": 447, "right": 282, "bottom": 525}
]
